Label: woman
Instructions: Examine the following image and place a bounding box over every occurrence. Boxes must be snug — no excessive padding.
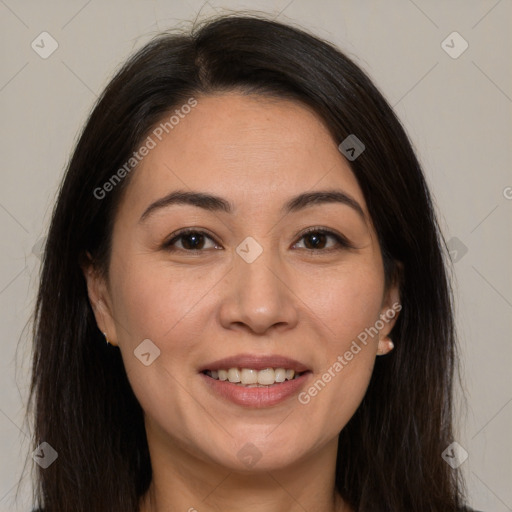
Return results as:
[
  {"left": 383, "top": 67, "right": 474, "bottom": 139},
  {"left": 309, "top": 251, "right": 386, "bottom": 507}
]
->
[{"left": 26, "top": 13, "right": 480, "bottom": 512}]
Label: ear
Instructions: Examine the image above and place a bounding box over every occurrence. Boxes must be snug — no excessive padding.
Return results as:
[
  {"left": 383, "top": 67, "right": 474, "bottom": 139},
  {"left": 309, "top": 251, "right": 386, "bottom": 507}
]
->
[
  {"left": 81, "top": 252, "right": 119, "bottom": 346},
  {"left": 377, "top": 263, "right": 402, "bottom": 355}
]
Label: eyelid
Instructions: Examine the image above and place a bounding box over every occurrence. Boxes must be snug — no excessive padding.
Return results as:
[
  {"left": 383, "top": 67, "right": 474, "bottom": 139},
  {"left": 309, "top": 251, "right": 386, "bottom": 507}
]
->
[
  {"left": 292, "top": 226, "right": 355, "bottom": 251},
  {"left": 162, "top": 226, "right": 354, "bottom": 252},
  {"left": 162, "top": 227, "right": 221, "bottom": 250}
]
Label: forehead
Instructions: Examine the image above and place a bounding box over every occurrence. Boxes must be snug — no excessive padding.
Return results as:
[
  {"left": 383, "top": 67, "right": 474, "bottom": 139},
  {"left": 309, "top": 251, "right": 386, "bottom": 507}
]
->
[{"left": 120, "top": 93, "right": 367, "bottom": 218}]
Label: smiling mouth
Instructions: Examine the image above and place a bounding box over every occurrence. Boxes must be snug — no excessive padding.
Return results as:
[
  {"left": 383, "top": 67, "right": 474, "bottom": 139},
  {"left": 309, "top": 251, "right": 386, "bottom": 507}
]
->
[{"left": 201, "top": 368, "right": 310, "bottom": 387}]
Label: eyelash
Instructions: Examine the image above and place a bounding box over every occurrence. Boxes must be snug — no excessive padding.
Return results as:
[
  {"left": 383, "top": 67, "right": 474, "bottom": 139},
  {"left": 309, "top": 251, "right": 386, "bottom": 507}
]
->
[{"left": 162, "top": 227, "right": 353, "bottom": 253}]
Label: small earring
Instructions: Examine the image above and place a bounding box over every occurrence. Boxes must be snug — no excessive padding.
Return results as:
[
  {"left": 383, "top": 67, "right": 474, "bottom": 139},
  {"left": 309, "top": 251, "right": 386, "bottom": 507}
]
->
[
  {"left": 103, "top": 332, "right": 109, "bottom": 345},
  {"left": 377, "top": 337, "right": 394, "bottom": 356}
]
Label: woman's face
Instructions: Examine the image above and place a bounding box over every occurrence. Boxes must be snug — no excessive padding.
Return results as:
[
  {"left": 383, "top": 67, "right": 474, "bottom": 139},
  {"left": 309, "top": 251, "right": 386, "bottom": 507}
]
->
[{"left": 86, "top": 93, "right": 399, "bottom": 472}]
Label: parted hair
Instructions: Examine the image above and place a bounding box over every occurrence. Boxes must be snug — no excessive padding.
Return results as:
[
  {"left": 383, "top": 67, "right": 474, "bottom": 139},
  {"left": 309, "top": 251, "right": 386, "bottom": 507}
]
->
[{"left": 24, "top": 13, "right": 469, "bottom": 512}]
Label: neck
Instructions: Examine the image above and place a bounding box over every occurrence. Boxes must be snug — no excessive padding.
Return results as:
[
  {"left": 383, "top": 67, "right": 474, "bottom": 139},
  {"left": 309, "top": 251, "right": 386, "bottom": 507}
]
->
[{"left": 139, "top": 430, "right": 350, "bottom": 512}]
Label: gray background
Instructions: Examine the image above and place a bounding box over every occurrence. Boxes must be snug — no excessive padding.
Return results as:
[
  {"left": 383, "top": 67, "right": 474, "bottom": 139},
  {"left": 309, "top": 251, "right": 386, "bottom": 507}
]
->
[{"left": 1, "top": 1, "right": 511, "bottom": 511}]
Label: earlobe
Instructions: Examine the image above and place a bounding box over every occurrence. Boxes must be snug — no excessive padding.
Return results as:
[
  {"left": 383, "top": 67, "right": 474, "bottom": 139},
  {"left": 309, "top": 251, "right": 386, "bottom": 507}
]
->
[
  {"left": 376, "top": 299, "right": 400, "bottom": 357},
  {"left": 376, "top": 336, "right": 395, "bottom": 356},
  {"left": 376, "top": 263, "right": 402, "bottom": 356},
  {"left": 81, "top": 256, "right": 118, "bottom": 346}
]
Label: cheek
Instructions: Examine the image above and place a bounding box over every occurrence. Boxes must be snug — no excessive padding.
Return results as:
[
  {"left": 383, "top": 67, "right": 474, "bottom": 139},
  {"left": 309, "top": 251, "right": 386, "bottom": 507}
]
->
[
  {"left": 109, "top": 254, "right": 213, "bottom": 345},
  {"left": 108, "top": 258, "right": 210, "bottom": 436},
  {"left": 295, "top": 261, "right": 385, "bottom": 348},
  {"left": 293, "top": 262, "right": 383, "bottom": 432},
  {"left": 296, "top": 331, "right": 377, "bottom": 446}
]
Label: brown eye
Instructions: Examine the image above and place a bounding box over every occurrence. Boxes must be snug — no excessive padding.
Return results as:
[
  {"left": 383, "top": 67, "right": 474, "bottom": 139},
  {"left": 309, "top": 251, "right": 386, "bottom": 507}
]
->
[
  {"left": 293, "top": 228, "right": 352, "bottom": 251},
  {"left": 302, "top": 232, "right": 329, "bottom": 250},
  {"left": 164, "top": 229, "right": 220, "bottom": 252}
]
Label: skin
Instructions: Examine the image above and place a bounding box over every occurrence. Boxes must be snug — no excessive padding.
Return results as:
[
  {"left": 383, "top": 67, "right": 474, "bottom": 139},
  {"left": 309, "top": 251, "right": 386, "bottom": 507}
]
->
[{"left": 84, "top": 93, "right": 399, "bottom": 512}]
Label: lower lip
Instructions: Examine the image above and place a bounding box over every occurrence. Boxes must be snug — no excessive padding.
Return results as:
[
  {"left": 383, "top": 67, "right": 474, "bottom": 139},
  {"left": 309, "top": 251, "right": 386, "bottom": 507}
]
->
[{"left": 200, "top": 372, "right": 312, "bottom": 408}]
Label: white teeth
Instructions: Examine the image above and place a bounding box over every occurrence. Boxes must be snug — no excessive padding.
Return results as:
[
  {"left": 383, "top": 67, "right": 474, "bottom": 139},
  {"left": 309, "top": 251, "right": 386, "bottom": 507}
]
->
[
  {"left": 257, "top": 368, "right": 275, "bottom": 385},
  {"left": 274, "top": 368, "right": 286, "bottom": 383},
  {"left": 285, "top": 369, "right": 295, "bottom": 380},
  {"left": 241, "top": 368, "right": 258, "bottom": 385},
  {"left": 227, "top": 368, "right": 241, "bottom": 383},
  {"left": 205, "top": 367, "right": 303, "bottom": 386}
]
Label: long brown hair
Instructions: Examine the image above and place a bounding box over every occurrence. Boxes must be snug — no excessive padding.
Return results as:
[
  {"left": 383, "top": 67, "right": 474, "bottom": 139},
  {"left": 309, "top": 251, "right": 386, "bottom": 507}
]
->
[{"left": 23, "top": 13, "right": 469, "bottom": 511}]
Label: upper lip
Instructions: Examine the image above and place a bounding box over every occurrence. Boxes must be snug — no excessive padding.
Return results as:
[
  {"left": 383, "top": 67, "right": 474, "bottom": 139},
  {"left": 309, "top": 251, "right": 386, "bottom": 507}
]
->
[{"left": 199, "top": 354, "right": 311, "bottom": 373}]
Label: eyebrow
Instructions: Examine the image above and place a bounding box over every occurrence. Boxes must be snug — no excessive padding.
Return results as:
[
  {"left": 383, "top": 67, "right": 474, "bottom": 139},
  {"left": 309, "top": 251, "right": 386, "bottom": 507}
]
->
[{"left": 139, "top": 189, "right": 366, "bottom": 222}]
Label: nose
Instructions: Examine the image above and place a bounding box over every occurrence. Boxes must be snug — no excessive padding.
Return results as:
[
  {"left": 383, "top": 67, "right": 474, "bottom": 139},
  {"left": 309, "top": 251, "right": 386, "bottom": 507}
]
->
[{"left": 218, "top": 244, "right": 299, "bottom": 335}]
